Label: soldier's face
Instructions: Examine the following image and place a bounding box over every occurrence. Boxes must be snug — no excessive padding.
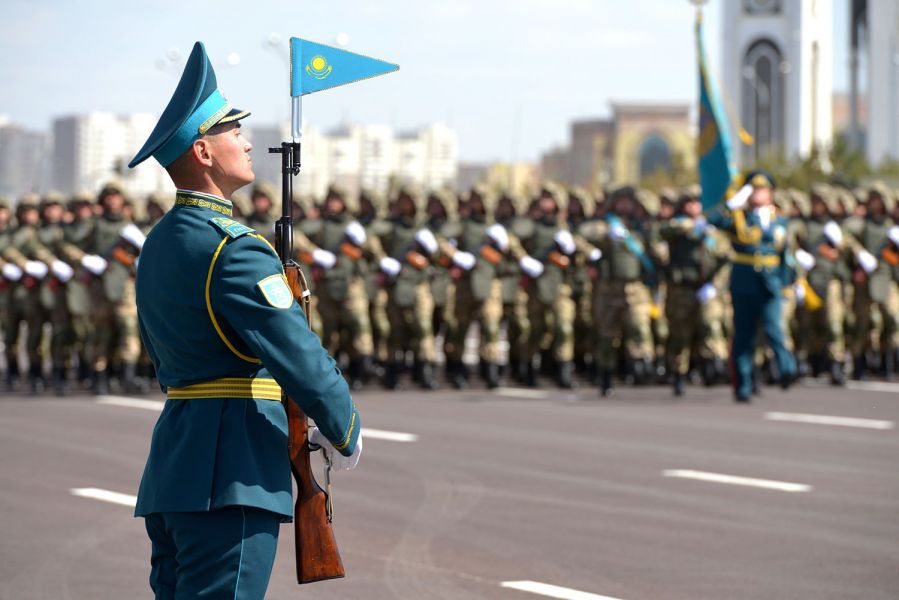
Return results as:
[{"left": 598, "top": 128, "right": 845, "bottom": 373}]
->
[
  {"left": 868, "top": 195, "right": 885, "bottom": 216},
  {"left": 43, "top": 204, "right": 64, "bottom": 223},
  {"left": 104, "top": 193, "right": 124, "bottom": 214},
  {"left": 683, "top": 198, "right": 702, "bottom": 218},
  {"left": 76, "top": 205, "right": 93, "bottom": 221},
  {"left": 811, "top": 197, "right": 827, "bottom": 217},
  {"left": 207, "top": 122, "right": 254, "bottom": 192},
  {"left": 749, "top": 187, "right": 773, "bottom": 208},
  {"left": 0, "top": 209, "right": 9, "bottom": 225},
  {"left": 324, "top": 197, "right": 345, "bottom": 216},
  {"left": 20, "top": 208, "right": 39, "bottom": 226},
  {"left": 252, "top": 196, "right": 272, "bottom": 215}
]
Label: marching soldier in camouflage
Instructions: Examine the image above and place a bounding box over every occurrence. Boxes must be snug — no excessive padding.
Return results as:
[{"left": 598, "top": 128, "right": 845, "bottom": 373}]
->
[
  {"left": 516, "top": 184, "right": 579, "bottom": 388},
  {"left": 244, "top": 182, "right": 277, "bottom": 244},
  {"left": 424, "top": 188, "right": 459, "bottom": 356},
  {"left": 376, "top": 185, "right": 439, "bottom": 390},
  {"left": 843, "top": 182, "right": 899, "bottom": 380},
  {"left": 294, "top": 184, "right": 376, "bottom": 389},
  {"left": 565, "top": 187, "right": 599, "bottom": 379},
  {"left": 0, "top": 198, "right": 19, "bottom": 382},
  {"left": 659, "top": 186, "right": 729, "bottom": 396},
  {"left": 441, "top": 186, "right": 505, "bottom": 389},
  {"left": 356, "top": 189, "right": 391, "bottom": 372},
  {"left": 580, "top": 186, "right": 657, "bottom": 396}
]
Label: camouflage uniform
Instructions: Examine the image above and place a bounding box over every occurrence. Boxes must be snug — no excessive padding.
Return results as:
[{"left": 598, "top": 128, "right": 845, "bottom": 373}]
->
[
  {"left": 494, "top": 192, "right": 532, "bottom": 384},
  {"left": 357, "top": 190, "right": 391, "bottom": 369},
  {"left": 566, "top": 187, "right": 598, "bottom": 377},
  {"left": 244, "top": 182, "right": 277, "bottom": 244}
]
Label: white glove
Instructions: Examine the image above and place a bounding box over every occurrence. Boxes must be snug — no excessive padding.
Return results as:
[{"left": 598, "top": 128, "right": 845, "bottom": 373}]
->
[
  {"left": 51, "top": 260, "right": 74, "bottom": 282},
  {"left": 308, "top": 426, "right": 362, "bottom": 471},
  {"left": 693, "top": 216, "right": 708, "bottom": 235},
  {"left": 795, "top": 249, "right": 816, "bottom": 271},
  {"left": 608, "top": 223, "right": 628, "bottom": 241},
  {"left": 2, "top": 264, "right": 22, "bottom": 282},
  {"left": 553, "top": 230, "right": 576, "bottom": 255},
  {"left": 312, "top": 248, "right": 337, "bottom": 269},
  {"left": 344, "top": 221, "right": 367, "bottom": 246},
  {"left": 857, "top": 250, "right": 878, "bottom": 274},
  {"left": 588, "top": 248, "right": 602, "bottom": 262},
  {"left": 793, "top": 283, "right": 806, "bottom": 306},
  {"left": 452, "top": 251, "right": 477, "bottom": 271},
  {"left": 726, "top": 184, "right": 753, "bottom": 210},
  {"left": 24, "top": 260, "right": 48, "bottom": 279},
  {"left": 823, "top": 221, "right": 843, "bottom": 246},
  {"left": 379, "top": 256, "right": 401, "bottom": 277},
  {"left": 119, "top": 223, "right": 147, "bottom": 250},
  {"left": 519, "top": 255, "right": 544, "bottom": 278},
  {"left": 486, "top": 223, "right": 509, "bottom": 252},
  {"left": 414, "top": 229, "right": 438, "bottom": 254},
  {"left": 81, "top": 254, "right": 108, "bottom": 275},
  {"left": 696, "top": 282, "right": 717, "bottom": 305},
  {"left": 889, "top": 226, "right": 899, "bottom": 247}
]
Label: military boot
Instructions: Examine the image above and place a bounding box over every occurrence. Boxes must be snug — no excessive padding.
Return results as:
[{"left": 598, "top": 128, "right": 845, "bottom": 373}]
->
[
  {"left": 123, "top": 363, "right": 149, "bottom": 394},
  {"left": 28, "top": 362, "right": 45, "bottom": 394},
  {"left": 525, "top": 358, "right": 539, "bottom": 388},
  {"left": 514, "top": 360, "right": 529, "bottom": 385},
  {"left": 557, "top": 361, "right": 576, "bottom": 389},
  {"left": 92, "top": 368, "right": 110, "bottom": 396},
  {"left": 829, "top": 359, "right": 846, "bottom": 386},
  {"left": 885, "top": 350, "right": 896, "bottom": 382},
  {"left": 598, "top": 368, "right": 614, "bottom": 397},
  {"left": 852, "top": 354, "right": 866, "bottom": 381},
  {"left": 52, "top": 366, "right": 70, "bottom": 396},
  {"left": 672, "top": 373, "right": 686, "bottom": 396},
  {"left": 6, "top": 357, "right": 19, "bottom": 391},
  {"left": 632, "top": 358, "right": 652, "bottom": 386},
  {"left": 484, "top": 362, "right": 500, "bottom": 389},
  {"left": 383, "top": 361, "right": 403, "bottom": 390},
  {"left": 449, "top": 360, "right": 468, "bottom": 390},
  {"left": 419, "top": 362, "right": 439, "bottom": 390},
  {"left": 347, "top": 359, "right": 364, "bottom": 390}
]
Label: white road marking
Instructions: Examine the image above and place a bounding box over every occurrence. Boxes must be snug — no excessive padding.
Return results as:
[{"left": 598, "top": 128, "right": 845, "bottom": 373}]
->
[
  {"left": 501, "top": 580, "right": 625, "bottom": 600},
  {"left": 96, "top": 396, "right": 165, "bottom": 411},
  {"left": 71, "top": 487, "right": 137, "bottom": 507},
  {"left": 361, "top": 428, "right": 418, "bottom": 443},
  {"left": 96, "top": 397, "right": 418, "bottom": 442},
  {"left": 662, "top": 469, "right": 811, "bottom": 493},
  {"left": 847, "top": 380, "right": 899, "bottom": 394},
  {"left": 765, "top": 412, "right": 895, "bottom": 430},
  {"left": 493, "top": 388, "right": 548, "bottom": 399}
]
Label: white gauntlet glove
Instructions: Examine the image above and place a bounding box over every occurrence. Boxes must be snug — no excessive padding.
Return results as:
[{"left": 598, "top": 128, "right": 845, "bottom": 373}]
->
[
  {"left": 795, "top": 249, "right": 816, "bottom": 271},
  {"left": 119, "top": 223, "right": 147, "bottom": 250},
  {"left": 696, "top": 282, "right": 717, "bottom": 305},
  {"left": 379, "top": 256, "right": 401, "bottom": 277},
  {"left": 726, "top": 184, "right": 753, "bottom": 211},
  {"left": 24, "top": 260, "right": 48, "bottom": 279},
  {"left": 308, "top": 426, "right": 362, "bottom": 471},
  {"left": 693, "top": 216, "right": 708, "bottom": 235},
  {"left": 452, "top": 251, "right": 476, "bottom": 271},
  {"left": 588, "top": 248, "right": 602, "bottom": 262},
  {"left": 553, "top": 230, "right": 576, "bottom": 255},
  {"left": 857, "top": 250, "right": 878, "bottom": 274},
  {"left": 608, "top": 223, "right": 628, "bottom": 242},
  {"left": 344, "top": 221, "right": 367, "bottom": 246},
  {"left": 2, "top": 264, "right": 22, "bottom": 282},
  {"left": 486, "top": 223, "right": 509, "bottom": 252},
  {"left": 414, "top": 229, "right": 438, "bottom": 255},
  {"left": 823, "top": 221, "right": 843, "bottom": 246},
  {"left": 793, "top": 283, "right": 806, "bottom": 306},
  {"left": 51, "top": 260, "right": 74, "bottom": 282},
  {"left": 519, "top": 255, "right": 544, "bottom": 278},
  {"left": 81, "top": 254, "right": 108, "bottom": 275},
  {"left": 889, "top": 226, "right": 899, "bottom": 247},
  {"left": 312, "top": 248, "right": 337, "bottom": 269}
]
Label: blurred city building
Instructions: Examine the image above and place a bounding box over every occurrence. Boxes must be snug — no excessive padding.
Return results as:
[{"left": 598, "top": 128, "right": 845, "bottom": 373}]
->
[
  {"left": 0, "top": 116, "right": 49, "bottom": 200},
  {"left": 539, "top": 103, "right": 693, "bottom": 190}
]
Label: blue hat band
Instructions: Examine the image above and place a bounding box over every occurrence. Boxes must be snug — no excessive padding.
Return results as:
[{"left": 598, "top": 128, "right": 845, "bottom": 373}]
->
[{"left": 154, "top": 89, "right": 231, "bottom": 167}]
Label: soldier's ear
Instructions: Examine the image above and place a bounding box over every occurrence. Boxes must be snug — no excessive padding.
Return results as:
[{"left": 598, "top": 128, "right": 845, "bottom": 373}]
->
[{"left": 191, "top": 138, "right": 215, "bottom": 168}]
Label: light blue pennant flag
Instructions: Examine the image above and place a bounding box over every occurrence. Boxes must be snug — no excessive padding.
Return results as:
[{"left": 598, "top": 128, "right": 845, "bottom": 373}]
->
[{"left": 290, "top": 37, "right": 399, "bottom": 97}]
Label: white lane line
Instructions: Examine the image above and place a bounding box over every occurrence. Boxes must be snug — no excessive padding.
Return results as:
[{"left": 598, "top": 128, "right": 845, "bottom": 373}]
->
[
  {"left": 97, "top": 396, "right": 165, "bottom": 411},
  {"left": 662, "top": 470, "right": 812, "bottom": 493},
  {"left": 501, "top": 581, "right": 625, "bottom": 600},
  {"left": 71, "top": 487, "right": 137, "bottom": 507},
  {"left": 765, "top": 412, "right": 895, "bottom": 430},
  {"left": 361, "top": 428, "right": 418, "bottom": 442},
  {"left": 96, "top": 397, "right": 418, "bottom": 442},
  {"left": 493, "top": 388, "right": 548, "bottom": 399},
  {"left": 847, "top": 380, "right": 899, "bottom": 394}
]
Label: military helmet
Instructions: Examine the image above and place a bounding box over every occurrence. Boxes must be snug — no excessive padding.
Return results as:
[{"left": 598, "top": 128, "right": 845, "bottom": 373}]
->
[
  {"left": 68, "top": 191, "right": 95, "bottom": 210},
  {"left": 830, "top": 186, "right": 856, "bottom": 216},
  {"left": 868, "top": 180, "right": 896, "bottom": 212},
  {"left": 0, "top": 196, "right": 10, "bottom": 210},
  {"left": 496, "top": 188, "right": 526, "bottom": 217},
  {"left": 97, "top": 181, "right": 125, "bottom": 205},
  {"left": 392, "top": 182, "right": 425, "bottom": 215},
  {"left": 676, "top": 183, "right": 701, "bottom": 208},
  {"left": 358, "top": 188, "right": 387, "bottom": 220},
  {"left": 743, "top": 169, "right": 776, "bottom": 189},
  {"left": 635, "top": 188, "right": 660, "bottom": 217},
  {"left": 464, "top": 183, "right": 494, "bottom": 220},
  {"left": 251, "top": 181, "right": 277, "bottom": 202},
  {"left": 17, "top": 192, "right": 41, "bottom": 210},
  {"left": 322, "top": 182, "right": 358, "bottom": 214},
  {"left": 566, "top": 186, "right": 596, "bottom": 219}
]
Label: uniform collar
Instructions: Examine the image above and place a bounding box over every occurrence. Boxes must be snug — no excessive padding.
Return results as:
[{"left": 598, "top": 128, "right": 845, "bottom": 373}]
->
[{"left": 175, "top": 189, "right": 233, "bottom": 217}]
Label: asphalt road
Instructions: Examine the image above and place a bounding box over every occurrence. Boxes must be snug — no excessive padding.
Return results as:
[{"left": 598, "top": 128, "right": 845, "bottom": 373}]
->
[{"left": 0, "top": 379, "right": 897, "bottom": 600}]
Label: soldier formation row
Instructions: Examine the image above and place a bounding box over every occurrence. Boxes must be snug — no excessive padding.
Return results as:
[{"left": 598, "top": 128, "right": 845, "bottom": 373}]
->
[{"left": 0, "top": 178, "right": 897, "bottom": 396}]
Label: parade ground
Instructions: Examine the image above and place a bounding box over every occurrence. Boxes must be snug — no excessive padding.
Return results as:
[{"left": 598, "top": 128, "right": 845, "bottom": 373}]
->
[{"left": 0, "top": 380, "right": 896, "bottom": 600}]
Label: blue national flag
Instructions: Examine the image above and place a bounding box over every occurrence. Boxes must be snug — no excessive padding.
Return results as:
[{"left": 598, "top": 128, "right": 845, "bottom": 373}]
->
[
  {"left": 290, "top": 38, "right": 399, "bottom": 97},
  {"left": 696, "top": 13, "right": 737, "bottom": 211}
]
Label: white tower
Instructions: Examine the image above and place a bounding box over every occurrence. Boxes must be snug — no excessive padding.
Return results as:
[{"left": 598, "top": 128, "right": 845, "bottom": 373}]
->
[
  {"left": 722, "top": 0, "right": 833, "bottom": 167},
  {"left": 865, "top": 0, "right": 899, "bottom": 164}
]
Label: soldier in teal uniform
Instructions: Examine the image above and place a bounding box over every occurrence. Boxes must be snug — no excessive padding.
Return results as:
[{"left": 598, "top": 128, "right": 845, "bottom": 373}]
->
[
  {"left": 708, "top": 171, "right": 797, "bottom": 402},
  {"left": 127, "top": 42, "right": 362, "bottom": 599}
]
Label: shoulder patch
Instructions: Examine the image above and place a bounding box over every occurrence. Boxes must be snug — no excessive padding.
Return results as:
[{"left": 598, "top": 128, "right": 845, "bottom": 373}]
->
[
  {"left": 209, "top": 217, "right": 255, "bottom": 239},
  {"left": 257, "top": 274, "right": 294, "bottom": 309}
]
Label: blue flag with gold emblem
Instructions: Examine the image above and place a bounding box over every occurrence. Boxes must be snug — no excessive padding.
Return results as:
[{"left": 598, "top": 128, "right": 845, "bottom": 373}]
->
[
  {"left": 696, "top": 13, "right": 736, "bottom": 211},
  {"left": 290, "top": 38, "right": 399, "bottom": 97}
]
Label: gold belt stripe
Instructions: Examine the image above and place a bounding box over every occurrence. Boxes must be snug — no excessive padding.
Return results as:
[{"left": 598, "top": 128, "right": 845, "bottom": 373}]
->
[
  {"left": 167, "top": 377, "right": 282, "bottom": 401},
  {"left": 732, "top": 253, "right": 780, "bottom": 267}
]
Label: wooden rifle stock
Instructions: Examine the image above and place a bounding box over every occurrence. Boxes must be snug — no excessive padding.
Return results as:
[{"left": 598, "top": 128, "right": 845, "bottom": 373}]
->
[{"left": 284, "top": 264, "right": 346, "bottom": 583}]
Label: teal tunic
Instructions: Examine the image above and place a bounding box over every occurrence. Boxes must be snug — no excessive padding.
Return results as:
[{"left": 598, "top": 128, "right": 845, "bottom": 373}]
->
[{"left": 134, "top": 190, "right": 360, "bottom": 519}]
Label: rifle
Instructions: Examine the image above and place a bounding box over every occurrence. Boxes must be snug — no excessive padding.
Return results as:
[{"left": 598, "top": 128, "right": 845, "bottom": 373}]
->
[{"left": 270, "top": 138, "right": 345, "bottom": 584}]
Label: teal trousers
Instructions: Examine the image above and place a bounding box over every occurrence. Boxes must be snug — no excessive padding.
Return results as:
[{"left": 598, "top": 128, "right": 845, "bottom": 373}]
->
[{"left": 144, "top": 507, "right": 280, "bottom": 599}]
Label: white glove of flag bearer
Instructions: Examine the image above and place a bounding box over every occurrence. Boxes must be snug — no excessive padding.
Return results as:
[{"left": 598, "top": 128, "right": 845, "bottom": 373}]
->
[{"left": 308, "top": 426, "right": 362, "bottom": 471}]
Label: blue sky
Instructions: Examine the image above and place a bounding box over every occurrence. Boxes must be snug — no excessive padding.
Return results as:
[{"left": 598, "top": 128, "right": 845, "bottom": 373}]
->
[{"left": 1, "top": 0, "right": 848, "bottom": 162}]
